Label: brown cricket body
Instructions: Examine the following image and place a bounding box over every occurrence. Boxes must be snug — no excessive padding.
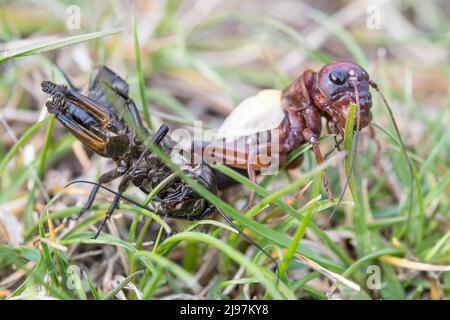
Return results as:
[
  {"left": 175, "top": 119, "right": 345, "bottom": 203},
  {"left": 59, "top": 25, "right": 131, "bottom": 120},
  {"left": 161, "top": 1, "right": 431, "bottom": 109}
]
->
[{"left": 200, "top": 61, "right": 374, "bottom": 204}]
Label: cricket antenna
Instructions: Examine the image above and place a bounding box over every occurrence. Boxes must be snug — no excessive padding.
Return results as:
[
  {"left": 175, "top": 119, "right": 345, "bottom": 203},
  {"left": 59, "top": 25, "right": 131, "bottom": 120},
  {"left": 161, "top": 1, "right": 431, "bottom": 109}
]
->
[
  {"left": 329, "top": 70, "right": 362, "bottom": 220},
  {"left": 369, "top": 80, "right": 415, "bottom": 226},
  {"left": 55, "top": 63, "right": 80, "bottom": 91},
  {"left": 216, "top": 208, "right": 280, "bottom": 286}
]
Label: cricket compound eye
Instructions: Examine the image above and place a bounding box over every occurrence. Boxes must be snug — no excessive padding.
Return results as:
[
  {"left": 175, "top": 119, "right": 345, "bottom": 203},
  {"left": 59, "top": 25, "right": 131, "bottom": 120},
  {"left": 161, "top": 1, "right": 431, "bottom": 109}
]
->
[{"left": 329, "top": 69, "right": 346, "bottom": 85}]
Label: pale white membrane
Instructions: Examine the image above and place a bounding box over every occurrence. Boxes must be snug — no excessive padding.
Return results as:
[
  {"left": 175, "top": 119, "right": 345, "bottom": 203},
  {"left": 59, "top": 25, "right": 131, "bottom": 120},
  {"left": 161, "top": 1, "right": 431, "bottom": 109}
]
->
[{"left": 215, "top": 89, "right": 285, "bottom": 141}]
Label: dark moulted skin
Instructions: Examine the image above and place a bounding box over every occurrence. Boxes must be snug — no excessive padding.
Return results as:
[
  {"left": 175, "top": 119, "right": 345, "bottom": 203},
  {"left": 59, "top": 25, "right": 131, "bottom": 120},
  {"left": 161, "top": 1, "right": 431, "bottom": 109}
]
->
[
  {"left": 42, "top": 80, "right": 132, "bottom": 159},
  {"left": 42, "top": 66, "right": 218, "bottom": 238}
]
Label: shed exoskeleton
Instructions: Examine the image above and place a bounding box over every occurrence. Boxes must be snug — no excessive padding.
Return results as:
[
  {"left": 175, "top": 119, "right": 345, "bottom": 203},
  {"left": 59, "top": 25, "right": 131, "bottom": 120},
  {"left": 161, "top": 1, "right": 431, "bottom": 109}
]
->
[{"left": 42, "top": 66, "right": 217, "bottom": 237}]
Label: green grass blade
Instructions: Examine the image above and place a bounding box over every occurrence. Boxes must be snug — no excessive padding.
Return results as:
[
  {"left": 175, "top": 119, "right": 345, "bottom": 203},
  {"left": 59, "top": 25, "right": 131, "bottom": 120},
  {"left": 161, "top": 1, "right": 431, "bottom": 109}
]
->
[
  {"left": 61, "top": 232, "right": 157, "bottom": 275},
  {"left": 343, "top": 102, "right": 370, "bottom": 257},
  {"left": 132, "top": 11, "right": 153, "bottom": 130},
  {"left": 0, "top": 28, "right": 123, "bottom": 63},
  {"left": 309, "top": 9, "right": 368, "bottom": 67},
  {"left": 10, "top": 259, "right": 72, "bottom": 299},
  {"left": 418, "top": 128, "right": 450, "bottom": 178},
  {"left": 278, "top": 173, "right": 322, "bottom": 278},
  {"left": 341, "top": 248, "right": 405, "bottom": 279},
  {"left": 131, "top": 251, "right": 201, "bottom": 293},
  {"left": 0, "top": 115, "right": 53, "bottom": 173},
  {"left": 372, "top": 123, "right": 425, "bottom": 244},
  {"left": 83, "top": 271, "right": 100, "bottom": 300},
  {"left": 158, "top": 231, "right": 296, "bottom": 299},
  {"left": 199, "top": 12, "right": 331, "bottom": 63},
  {"left": 213, "top": 163, "right": 353, "bottom": 266},
  {"left": 148, "top": 88, "right": 197, "bottom": 121},
  {"left": 220, "top": 278, "right": 260, "bottom": 288},
  {"left": 101, "top": 270, "right": 144, "bottom": 300},
  {"left": 424, "top": 231, "right": 450, "bottom": 262},
  {"left": 181, "top": 220, "right": 239, "bottom": 234},
  {"left": 23, "top": 116, "right": 55, "bottom": 229},
  {"left": 70, "top": 267, "right": 87, "bottom": 300}
]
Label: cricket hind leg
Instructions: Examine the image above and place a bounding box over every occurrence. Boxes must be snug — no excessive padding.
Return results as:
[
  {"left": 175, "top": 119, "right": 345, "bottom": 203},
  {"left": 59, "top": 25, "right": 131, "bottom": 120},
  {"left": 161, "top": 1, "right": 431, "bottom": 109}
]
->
[
  {"left": 244, "top": 143, "right": 259, "bottom": 210},
  {"left": 92, "top": 175, "right": 132, "bottom": 239}
]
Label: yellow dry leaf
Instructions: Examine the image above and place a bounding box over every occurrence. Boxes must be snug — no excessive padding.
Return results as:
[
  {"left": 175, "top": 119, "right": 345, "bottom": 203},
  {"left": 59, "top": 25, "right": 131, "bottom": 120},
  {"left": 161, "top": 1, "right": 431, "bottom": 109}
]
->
[
  {"left": 380, "top": 255, "right": 450, "bottom": 272},
  {"left": 295, "top": 253, "right": 360, "bottom": 292}
]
